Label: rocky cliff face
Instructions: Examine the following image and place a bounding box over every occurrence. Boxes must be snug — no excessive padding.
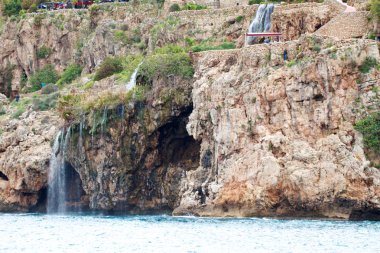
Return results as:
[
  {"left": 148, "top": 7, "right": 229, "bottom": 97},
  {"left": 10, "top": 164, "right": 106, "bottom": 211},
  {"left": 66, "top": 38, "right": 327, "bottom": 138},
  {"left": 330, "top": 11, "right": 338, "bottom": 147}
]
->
[
  {"left": 0, "top": 109, "right": 62, "bottom": 212},
  {"left": 174, "top": 36, "right": 380, "bottom": 219},
  {"left": 271, "top": 3, "right": 337, "bottom": 41},
  {"left": 0, "top": 2, "right": 338, "bottom": 95},
  {"left": 59, "top": 71, "right": 199, "bottom": 213},
  {"left": 0, "top": 2, "right": 379, "bottom": 219}
]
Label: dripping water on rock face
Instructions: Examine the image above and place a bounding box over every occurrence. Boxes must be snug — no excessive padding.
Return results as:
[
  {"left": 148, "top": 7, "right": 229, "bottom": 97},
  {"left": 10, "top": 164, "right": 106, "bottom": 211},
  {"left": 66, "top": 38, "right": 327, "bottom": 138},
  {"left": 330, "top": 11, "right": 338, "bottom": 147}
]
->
[
  {"left": 126, "top": 62, "right": 143, "bottom": 91},
  {"left": 47, "top": 128, "right": 85, "bottom": 214}
]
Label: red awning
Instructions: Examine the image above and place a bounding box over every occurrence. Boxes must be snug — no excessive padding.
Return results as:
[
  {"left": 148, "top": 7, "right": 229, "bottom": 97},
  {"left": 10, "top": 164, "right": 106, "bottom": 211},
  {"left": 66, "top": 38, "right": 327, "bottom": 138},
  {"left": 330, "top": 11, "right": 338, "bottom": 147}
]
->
[{"left": 246, "top": 33, "right": 282, "bottom": 37}]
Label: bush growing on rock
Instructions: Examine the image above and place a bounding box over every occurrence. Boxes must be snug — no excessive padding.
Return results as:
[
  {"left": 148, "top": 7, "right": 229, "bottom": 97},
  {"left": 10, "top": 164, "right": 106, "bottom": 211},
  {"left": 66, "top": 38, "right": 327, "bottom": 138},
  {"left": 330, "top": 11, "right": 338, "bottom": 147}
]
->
[
  {"left": 248, "top": 0, "right": 261, "bottom": 5},
  {"left": 181, "top": 3, "right": 207, "bottom": 10},
  {"left": 169, "top": 4, "right": 180, "bottom": 12},
  {"left": 191, "top": 42, "right": 235, "bottom": 52},
  {"left": 57, "top": 64, "right": 83, "bottom": 85},
  {"left": 29, "top": 64, "right": 59, "bottom": 92},
  {"left": 154, "top": 44, "right": 186, "bottom": 54},
  {"left": 139, "top": 53, "right": 194, "bottom": 85},
  {"left": 359, "top": 57, "right": 379, "bottom": 73},
  {"left": 94, "top": 57, "right": 124, "bottom": 81},
  {"left": 355, "top": 112, "right": 380, "bottom": 154},
  {"left": 370, "top": 0, "right": 380, "bottom": 20},
  {"left": 36, "top": 46, "right": 52, "bottom": 59},
  {"left": 3, "top": 0, "right": 22, "bottom": 17}
]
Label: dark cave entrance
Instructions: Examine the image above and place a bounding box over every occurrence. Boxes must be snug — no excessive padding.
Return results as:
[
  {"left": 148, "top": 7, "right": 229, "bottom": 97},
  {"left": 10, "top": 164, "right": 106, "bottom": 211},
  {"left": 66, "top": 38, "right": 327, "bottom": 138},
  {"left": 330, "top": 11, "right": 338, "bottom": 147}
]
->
[
  {"left": 64, "top": 162, "right": 87, "bottom": 211},
  {"left": 0, "top": 171, "right": 9, "bottom": 181},
  {"left": 128, "top": 106, "right": 201, "bottom": 213},
  {"left": 158, "top": 107, "right": 201, "bottom": 170}
]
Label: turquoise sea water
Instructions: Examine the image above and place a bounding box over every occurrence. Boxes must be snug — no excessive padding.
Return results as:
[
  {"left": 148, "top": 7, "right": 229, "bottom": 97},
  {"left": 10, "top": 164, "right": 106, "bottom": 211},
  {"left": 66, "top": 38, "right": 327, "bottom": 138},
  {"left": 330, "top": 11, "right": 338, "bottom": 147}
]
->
[{"left": 0, "top": 214, "right": 379, "bottom": 253}]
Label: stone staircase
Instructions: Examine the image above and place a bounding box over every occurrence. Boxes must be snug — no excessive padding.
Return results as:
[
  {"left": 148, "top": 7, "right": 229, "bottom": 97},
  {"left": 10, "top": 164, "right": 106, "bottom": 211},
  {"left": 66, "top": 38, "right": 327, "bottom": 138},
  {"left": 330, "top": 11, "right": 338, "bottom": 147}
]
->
[{"left": 314, "top": 11, "right": 370, "bottom": 39}]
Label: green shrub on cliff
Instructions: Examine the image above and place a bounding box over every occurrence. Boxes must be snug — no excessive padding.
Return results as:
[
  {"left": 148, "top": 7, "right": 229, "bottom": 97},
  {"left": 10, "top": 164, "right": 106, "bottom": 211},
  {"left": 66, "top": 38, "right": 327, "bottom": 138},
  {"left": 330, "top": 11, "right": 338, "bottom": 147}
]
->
[
  {"left": 139, "top": 53, "right": 193, "bottom": 85},
  {"left": 57, "top": 94, "right": 82, "bottom": 121},
  {"left": 29, "top": 64, "right": 59, "bottom": 92},
  {"left": 57, "top": 64, "right": 83, "bottom": 86},
  {"left": 370, "top": 0, "right": 380, "bottom": 21},
  {"left": 3, "top": 0, "right": 22, "bottom": 17},
  {"left": 359, "top": 57, "right": 379, "bottom": 74},
  {"left": 355, "top": 112, "right": 380, "bottom": 154},
  {"left": 116, "top": 55, "right": 144, "bottom": 83},
  {"left": 191, "top": 42, "right": 235, "bottom": 52},
  {"left": 0, "top": 17, "right": 5, "bottom": 35},
  {"left": 36, "top": 46, "right": 52, "bottom": 59},
  {"left": 248, "top": 0, "right": 261, "bottom": 5},
  {"left": 181, "top": 3, "right": 207, "bottom": 10},
  {"left": 153, "top": 44, "right": 186, "bottom": 55},
  {"left": 94, "top": 57, "right": 124, "bottom": 81},
  {"left": 169, "top": 3, "right": 180, "bottom": 12}
]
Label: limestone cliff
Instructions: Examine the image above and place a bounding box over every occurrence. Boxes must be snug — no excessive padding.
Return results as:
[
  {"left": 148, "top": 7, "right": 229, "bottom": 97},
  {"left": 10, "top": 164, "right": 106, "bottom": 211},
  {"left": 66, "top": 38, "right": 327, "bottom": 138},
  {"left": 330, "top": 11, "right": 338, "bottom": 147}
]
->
[
  {"left": 0, "top": 108, "right": 62, "bottom": 211},
  {"left": 174, "top": 35, "right": 380, "bottom": 219},
  {"left": 0, "top": 2, "right": 379, "bottom": 219}
]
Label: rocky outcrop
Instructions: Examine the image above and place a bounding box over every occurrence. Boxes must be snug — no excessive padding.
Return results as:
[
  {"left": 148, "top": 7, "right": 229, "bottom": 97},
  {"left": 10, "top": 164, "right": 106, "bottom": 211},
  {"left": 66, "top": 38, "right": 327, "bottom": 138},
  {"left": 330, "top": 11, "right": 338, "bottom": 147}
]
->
[
  {"left": 173, "top": 35, "right": 380, "bottom": 219},
  {"left": 0, "top": 109, "right": 62, "bottom": 211},
  {"left": 61, "top": 72, "right": 200, "bottom": 213},
  {"left": 0, "top": 2, "right": 342, "bottom": 94},
  {"left": 271, "top": 3, "right": 337, "bottom": 41},
  {"left": 315, "top": 11, "right": 371, "bottom": 39}
]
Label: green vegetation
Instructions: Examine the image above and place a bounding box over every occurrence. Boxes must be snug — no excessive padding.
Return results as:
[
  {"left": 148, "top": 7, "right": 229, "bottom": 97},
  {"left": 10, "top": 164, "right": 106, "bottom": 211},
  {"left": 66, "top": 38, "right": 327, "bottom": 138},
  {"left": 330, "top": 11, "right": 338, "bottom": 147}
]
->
[
  {"left": 248, "top": 0, "right": 261, "bottom": 5},
  {"left": 286, "top": 59, "right": 296, "bottom": 67},
  {"left": 150, "top": 17, "right": 180, "bottom": 48},
  {"left": 33, "top": 14, "right": 46, "bottom": 27},
  {"left": 370, "top": 0, "right": 380, "bottom": 21},
  {"left": 168, "top": 3, "right": 206, "bottom": 12},
  {"left": 36, "top": 46, "right": 52, "bottom": 59},
  {"left": 113, "top": 26, "right": 142, "bottom": 48},
  {"left": 57, "top": 64, "right": 83, "bottom": 85},
  {"left": 181, "top": 3, "right": 207, "bottom": 10},
  {"left": 355, "top": 112, "right": 380, "bottom": 154},
  {"left": 94, "top": 57, "right": 124, "bottom": 81},
  {"left": 0, "top": 16, "right": 5, "bottom": 35},
  {"left": 82, "top": 80, "right": 95, "bottom": 90},
  {"left": 139, "top": 53, "right": 194, "bottom": 85},
  {"left": 192, "top": 42, "right": 235, "bottom": 52},
  {"left": 29, "top": 64, "right": 59, "bottom": 92},
  {"left": 312, "top": 44, "right": 321, "bottom": 53},
  {"left": 154, "top": 44, "right": 186, "bottom": 54},
  {"left": 11, "top": 102, "right": 28, "bottom": 119},
  {"left": 31, "top": 92, "right": 59, "bottom": 111},
  {"left": 114, "top": 30, "right": 129, "bottom": 45},
  {"left": 169, "top": 3, "right": 180, "bottom": 12},
  {"left": 185, "top": 37, "right": 196, "bottom": 47},
  {"left": 235, "top": 16, "right": 244, "bottom": 23},
  {"left": 116, "top": 55, "right": 144, "bottom": 83},
  {"left": 359, "top": 57, "right": 379, "bottom": 74},
  {"left": 3, "top": 0, "right": 22, "bottom": 17},
  {"left": 56, "top": 94, "right": 82, "bottom": 121}
]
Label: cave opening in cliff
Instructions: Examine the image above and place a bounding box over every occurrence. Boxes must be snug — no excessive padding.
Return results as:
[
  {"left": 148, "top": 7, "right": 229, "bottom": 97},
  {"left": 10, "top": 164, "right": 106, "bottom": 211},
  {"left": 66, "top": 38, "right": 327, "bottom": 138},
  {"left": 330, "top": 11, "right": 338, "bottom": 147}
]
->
[
  {"left": 0, "top": 171, "right": 9, "bottom": 181},
  {"left": 129, "top": 106, "right": 201, "bottom": 213},
  {"left": 64, "top": 162, "right": 86, "bottom": 211},
  {"left": 158, "top": 106, "right": 201, "bottom": 172}
]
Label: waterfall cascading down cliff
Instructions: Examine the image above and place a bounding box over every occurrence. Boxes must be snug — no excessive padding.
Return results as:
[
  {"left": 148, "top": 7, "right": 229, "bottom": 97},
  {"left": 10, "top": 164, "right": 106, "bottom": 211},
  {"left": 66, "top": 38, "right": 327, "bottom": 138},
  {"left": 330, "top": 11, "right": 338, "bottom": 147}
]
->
[
  {"left": 126, "top": 62, "right": 143, "bottom": 91},
  {"left": 246, "top": 3, "right": 274, "bottom": 45},
  {"left": 47, "top": 128, "right": 84, "bottom": 214},
  {"left": 47, "top": 130, "right": 68, "bottom": 214}
]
